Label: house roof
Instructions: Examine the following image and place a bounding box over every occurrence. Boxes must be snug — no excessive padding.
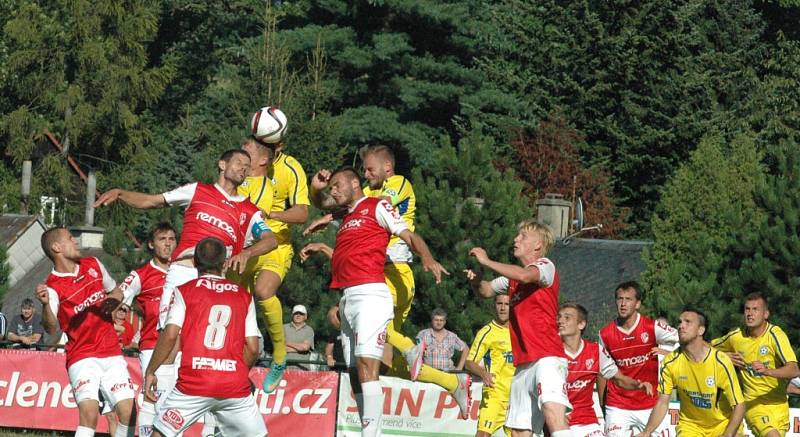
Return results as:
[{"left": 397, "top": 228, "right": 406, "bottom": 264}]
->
[
  {"left": 550, "top": 238, "right": 653, "bottom": 338},
  {"left": 0, "top": 214, "right": 42, "bottom": 247}
]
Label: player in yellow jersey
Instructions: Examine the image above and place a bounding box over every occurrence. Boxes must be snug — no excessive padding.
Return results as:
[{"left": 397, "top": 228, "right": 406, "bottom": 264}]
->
[
  {"left": 307, "top": 145, "right": 471, "bottom": 418},
  {"left": 241, "top": 109, "right": 310, "bottom": 393},
  {"left": 637, "top": 308, "right": 745, "bottom": 437},
  {"left": 465, "top": 293, "right": 514, "bottom": 437},
  {"left": 712, "top": 292, "right": 799, "bottom": 437}
]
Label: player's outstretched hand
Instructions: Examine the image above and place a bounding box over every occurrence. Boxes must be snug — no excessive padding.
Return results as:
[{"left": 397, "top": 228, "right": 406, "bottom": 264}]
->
[
  {"left": 468, "top": 247, "right": 490, "bottom": 265},
  {"left": 481, "top": 372, "right": 495, "bottom": 389},
  {"left": 422, "top": 258, "right": 450, "bottom": 284},
  {"left": 94, "top": 188, "right": 122, "bottom": 208},
  {"left": 35, "top": 283, "right": 49, "bottom": 305},
  {"left": 310, "top": 169, "right": 332, "bottom": 192},
  {"left": 303, "top": 214, "right": 334, "bottom": 236},
  {"left": 144, "top": 373, "right": 159, "bottom": 403},
  {"left": 224, "top": 252, "right": 250, "bottom": 275},
  {"left": 299, "top": 242, "right": 332, "bottom": 262},
  {"left": 639, "top": 381, "right": 654, "bottom": 396}
]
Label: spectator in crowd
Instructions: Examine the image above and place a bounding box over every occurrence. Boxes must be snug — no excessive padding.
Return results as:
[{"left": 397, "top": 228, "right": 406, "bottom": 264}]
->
[
  {"left": 416, "top": 308, "right": 469, "bottom": 371},
  {"left": 284, "top": 304, "right": 315, "bottom": 369},
  {"left": 7, "top": 298, "right": 44, "bottom": 348},
  {"left": 112, "top": 304, "right": 137, "bottom": 349},
  {"left": 0, "top": 310, "right": 7, "bottom": 341}
]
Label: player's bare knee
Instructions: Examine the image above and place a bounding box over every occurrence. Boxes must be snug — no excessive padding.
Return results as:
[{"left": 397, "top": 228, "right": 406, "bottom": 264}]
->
[
  {"left": 78, "top": 402, "right": 100, "bottom": 427},
  {"left": 542, "top": 401, "right": 569, "bottom": 429},
  {"left": 114, "top": 399, "right": 134, "bottom": 424},
  {"left": 255, "top": 270, "right": 281, "bottom": 299}
]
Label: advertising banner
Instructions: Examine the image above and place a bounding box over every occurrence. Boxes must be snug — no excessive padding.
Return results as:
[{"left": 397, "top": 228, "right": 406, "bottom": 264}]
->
[{"left": 0, "top": 349, "right": 338, "bottom": 436}]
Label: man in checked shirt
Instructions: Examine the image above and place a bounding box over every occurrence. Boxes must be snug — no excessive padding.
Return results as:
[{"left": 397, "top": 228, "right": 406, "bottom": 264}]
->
[{"left": 416, "top": 308, "right": 470, "bottom": 371}]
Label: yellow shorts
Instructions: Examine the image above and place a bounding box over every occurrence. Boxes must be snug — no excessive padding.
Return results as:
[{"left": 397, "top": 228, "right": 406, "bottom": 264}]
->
[
  {"left": 676, "top": 419, "right": 728, "bottom": 437},
  {"left": 477, "top": 389, "right": 511, "bottom": 436},
  {"left": 384, "top": 263, "right": 414, "bottom": 328},
  {"left": 745, "top": 402, "right": 789, "bottom": 437},
  {"left": 229, "top": 243, "right": 294, "bottom": 291}
]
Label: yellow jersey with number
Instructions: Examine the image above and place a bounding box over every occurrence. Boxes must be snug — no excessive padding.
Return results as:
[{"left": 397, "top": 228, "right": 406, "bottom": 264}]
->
[
  {"left": 659, "top": 347, "right": 743, "bottom": 430},
  {"left": 712, "top": 323, "right": 797, "bottom": 403},
  {"left": 363, "top": 174, "right": 415, "bottom": 262},
  {"left": 267, "top": 152, "right": 309, "bottom": 244},
  {"left": 468, "top": 321, "right": 515, "bottom": 396}
]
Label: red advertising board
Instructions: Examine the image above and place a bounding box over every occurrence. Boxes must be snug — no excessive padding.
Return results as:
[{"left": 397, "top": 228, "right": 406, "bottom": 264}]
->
[{"left": 0, "top": 349, "right": 337, "bottom": 436}]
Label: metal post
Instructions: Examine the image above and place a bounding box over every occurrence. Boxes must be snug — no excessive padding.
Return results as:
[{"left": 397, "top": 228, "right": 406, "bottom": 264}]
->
[
  {"left": 21, "top": 160, "right": 32, "bottom": 214},
  {"left": 85, "top": 172, "right": 96, "bottom": 226}
]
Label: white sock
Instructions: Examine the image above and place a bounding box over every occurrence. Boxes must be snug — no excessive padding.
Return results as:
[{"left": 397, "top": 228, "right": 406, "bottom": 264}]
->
[
  {"left": 75, "top": 426, "right": 95, "bottom": 437},
  {"left": 114, "top": 423, "right": 131, "bottom": 437},
  {"left": 360, "top": 381, "right": 383, "bottom": 437},
  {"left": 201, "top": 412, "right": 217, "bottom": 436},
  {"left": 551, "top": 430, "right": 574, "bottom": 437},
  {"left": 139, "top": 400, "right": 156, "bottom": 435}
]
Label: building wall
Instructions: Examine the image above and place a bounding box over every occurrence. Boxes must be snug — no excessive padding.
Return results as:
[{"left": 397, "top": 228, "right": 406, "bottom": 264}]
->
[{"left": 8, "top": 221, "right": 46, "bottom": 288}]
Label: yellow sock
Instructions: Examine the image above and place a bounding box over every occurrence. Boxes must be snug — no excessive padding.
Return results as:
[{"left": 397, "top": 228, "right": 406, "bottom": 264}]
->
[
  {"left": 417, "top": 365, "right": 458, "bottom": 392},
  {"left": 386, "top": 324, "right": 415, "bottom": 353},
  {"left": 259, "top": 297, "right": 286, "bottom": 364}
]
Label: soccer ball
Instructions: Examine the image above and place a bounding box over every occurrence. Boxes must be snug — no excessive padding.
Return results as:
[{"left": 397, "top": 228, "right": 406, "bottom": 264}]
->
[{"left": 250, "top": 106, "right": 288, "bottom": 144}]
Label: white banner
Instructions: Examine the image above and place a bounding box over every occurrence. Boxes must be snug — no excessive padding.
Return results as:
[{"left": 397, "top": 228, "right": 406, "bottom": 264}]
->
[
  {"left": 336, "top": 374, "right": 484, "bottom": 437},
  {"left": 336, "top": 373, "right": 800, "bottom": 437}
]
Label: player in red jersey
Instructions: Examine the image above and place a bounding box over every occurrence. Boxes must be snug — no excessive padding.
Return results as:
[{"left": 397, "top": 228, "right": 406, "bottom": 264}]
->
[
  {"left": 300, "top": 167, "right": 454, "bottom": 437},
  {"left": 36, "top": 227, "right": 136, "bottom": 437},
  {"left": 144, "top": 237, "right": 266, "bottom": 437},
  {"left": 95, "top": 149, "right": 277, "bottom": 327},
  {"left": 598, "top": 281, "right": 678, "bottom": 437},
  {"left": 118, "top": 223, "right": 176, "bottom": 437},
  {"left": 465, "top": 221, "right": 570, "bottom": 437},
  {"left": 558, "top": 303, "right": 653, "bottom": 437}
]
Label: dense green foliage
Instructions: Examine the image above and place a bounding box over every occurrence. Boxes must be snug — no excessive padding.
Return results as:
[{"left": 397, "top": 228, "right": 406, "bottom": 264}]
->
[{"left": 3, "top": 0, "right": 800, "bottom": 345}]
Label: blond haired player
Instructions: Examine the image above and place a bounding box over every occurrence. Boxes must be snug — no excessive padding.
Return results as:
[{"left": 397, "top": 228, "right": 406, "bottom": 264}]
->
[
  {"left": 307, "top": 145, "right": 470, "bottom": 410},
  {"left": 712, "top": 292, "right": 799, "bottom": 437},
  {"left": 466, "top": 221, "right": 571, "bottom": 437},
  {"left": 242, "top": 108, "right": 310, "bottom": 393},
  {"left": 465, "top": 293, "right": 515, "bottom": 437},
  {"left": 637, "top": 309, "right": 745, "bottom": 437}
]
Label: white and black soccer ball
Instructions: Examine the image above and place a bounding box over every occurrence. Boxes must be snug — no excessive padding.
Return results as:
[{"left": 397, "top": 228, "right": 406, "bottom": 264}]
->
[{"left": 250, "top": 106, "right": 288, "bottom": 144}]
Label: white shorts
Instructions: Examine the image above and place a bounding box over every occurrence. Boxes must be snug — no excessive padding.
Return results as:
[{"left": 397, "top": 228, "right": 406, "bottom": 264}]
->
[
  {"left": 605, "top": 406, "right": 669, "bottom": 437},
  {"left": 339, "top": 283, "right": 393, "bottom": 367},
  {"left": 153, "top": 389, "right": 266, "bottom": 437},
  {"left": 68, "top": 356, "right": 135, "bottom": 406},
  {"left": 506, "top": 356, "right": 571, "bottom": 432},
  {"left": 158, "top": 263, "right": 198, "bottom": 329},
  {"left": 572, "top": 422, "right": 605, "bottom": 437}
]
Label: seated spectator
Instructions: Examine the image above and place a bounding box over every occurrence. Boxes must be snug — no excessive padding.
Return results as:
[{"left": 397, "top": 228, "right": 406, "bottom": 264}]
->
[
  {"left": 113, "top": 304, "right": 138, "bottom": 349},
  {"left": 416, "top": 308, "right": 469, "bottom": 372},
  {"left": 284, "top": 305, "right": 315, "bottom": 369},
  {"left": 7, "top": 298, "right": 44, "bottom": 348}
]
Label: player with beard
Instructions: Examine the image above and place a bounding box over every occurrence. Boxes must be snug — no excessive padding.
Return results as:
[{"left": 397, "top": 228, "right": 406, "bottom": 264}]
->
[
  {"left": 598, "top": 282, "right": 678, "bottom": 437},
  {"left": 307, "top": 145, "right": 467, "bottom": 401},
  {"left": 300, "top": 167, "right": 456, "bottom": 436},
  {"left": 37, "top": 227, "right": 136, "bottom": 437}
]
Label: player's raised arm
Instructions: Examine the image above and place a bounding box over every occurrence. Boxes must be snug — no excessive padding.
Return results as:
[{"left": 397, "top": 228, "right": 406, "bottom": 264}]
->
[
  {"left": 397, "top": 229, "right": 449, "bottom": 283},
  {"left": 300, "top": 242, "right": 334, "bottom": 262},
  {"left": 469, "top": 247, "right": 542, "bottom": 285},
  {"left": 309, "top": 169, "right": 339, "bottom": 210},
  {"left": 35, "top": 283, "right": 58, "bottom": 336},
  {"left": 94, "top": 188, "right": 167, "bottom": 209},
  {"left": 463, "top": 264, "right": 500, "bottom": 298}
]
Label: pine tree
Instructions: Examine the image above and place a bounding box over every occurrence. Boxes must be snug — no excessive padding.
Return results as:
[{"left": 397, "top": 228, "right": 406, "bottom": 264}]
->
[
  {"left": 717, "top": 142, "right": 800, "bottom": 340},
  {"left": 641, "top": 134, "right": 764, "bottom": 334},
  {"left": 403, "top": 132, "right": 533, "bottom": 343}
]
